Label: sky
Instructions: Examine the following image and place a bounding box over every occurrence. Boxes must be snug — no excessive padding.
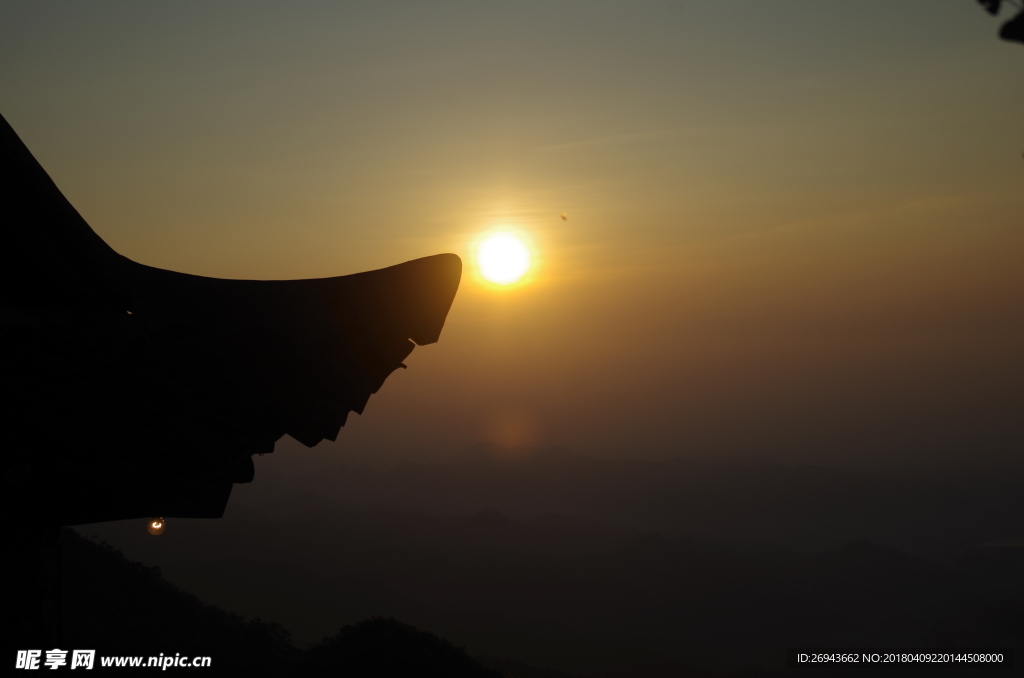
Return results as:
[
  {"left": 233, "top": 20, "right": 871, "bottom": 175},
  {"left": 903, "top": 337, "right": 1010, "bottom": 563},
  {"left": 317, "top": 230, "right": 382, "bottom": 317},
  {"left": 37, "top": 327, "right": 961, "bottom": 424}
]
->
[{"left": 2, "top": 0, "right": 1022, "bottom": 468}]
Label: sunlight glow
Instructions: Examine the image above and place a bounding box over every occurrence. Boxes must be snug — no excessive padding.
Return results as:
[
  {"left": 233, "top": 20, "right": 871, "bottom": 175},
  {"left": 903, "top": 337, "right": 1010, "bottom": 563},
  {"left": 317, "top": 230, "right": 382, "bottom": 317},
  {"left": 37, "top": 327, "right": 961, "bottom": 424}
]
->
[{"left": 477, "top": 232, "right": 531, "bottom": 285}]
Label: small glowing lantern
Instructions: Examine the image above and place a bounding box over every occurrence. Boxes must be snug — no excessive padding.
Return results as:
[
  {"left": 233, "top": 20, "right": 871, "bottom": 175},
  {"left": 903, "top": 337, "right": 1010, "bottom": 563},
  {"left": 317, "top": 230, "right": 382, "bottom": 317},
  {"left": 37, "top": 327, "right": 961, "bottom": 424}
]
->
[{"left": 147, "top": 517, "right": 166, "bottom": 536}]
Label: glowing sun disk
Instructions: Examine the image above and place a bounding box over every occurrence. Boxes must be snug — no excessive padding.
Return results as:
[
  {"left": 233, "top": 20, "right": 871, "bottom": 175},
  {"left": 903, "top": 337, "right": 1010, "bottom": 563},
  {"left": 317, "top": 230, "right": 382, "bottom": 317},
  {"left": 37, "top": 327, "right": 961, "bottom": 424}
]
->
[{"left": 477, "top": 233, "right": 531, "bottom": 285}]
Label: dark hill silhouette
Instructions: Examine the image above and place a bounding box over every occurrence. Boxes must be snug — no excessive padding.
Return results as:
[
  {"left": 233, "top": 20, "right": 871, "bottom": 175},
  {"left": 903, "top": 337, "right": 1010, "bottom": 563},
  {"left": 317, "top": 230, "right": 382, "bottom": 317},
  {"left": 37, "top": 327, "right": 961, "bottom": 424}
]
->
[
  {"left": 83, "top": 498, "right": 1024, "bottom": 677},
  {"left": 55, "top": 529, "right": 548, "bottom": 677},
  {"left": 301, "top": 617, "right": 501, "bottom": 677},
  {"left": 59, "top": 528, "right": 296, "bottom": 675}
]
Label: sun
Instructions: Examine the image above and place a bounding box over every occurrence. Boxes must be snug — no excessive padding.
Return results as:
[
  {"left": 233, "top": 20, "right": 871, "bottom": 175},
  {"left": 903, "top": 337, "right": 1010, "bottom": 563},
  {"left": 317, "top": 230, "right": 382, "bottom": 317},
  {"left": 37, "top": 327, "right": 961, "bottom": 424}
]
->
[{"left": 476, "top": 232, "right": 532, "bottom": 285}]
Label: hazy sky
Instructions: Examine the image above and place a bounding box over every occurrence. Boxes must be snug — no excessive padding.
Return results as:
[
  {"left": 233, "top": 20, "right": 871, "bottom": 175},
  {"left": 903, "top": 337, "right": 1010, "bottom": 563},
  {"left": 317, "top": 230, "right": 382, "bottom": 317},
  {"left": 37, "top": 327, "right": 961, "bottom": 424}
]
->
[{"left": 2, "top": 1, "right": 1022, "bottom": 467}]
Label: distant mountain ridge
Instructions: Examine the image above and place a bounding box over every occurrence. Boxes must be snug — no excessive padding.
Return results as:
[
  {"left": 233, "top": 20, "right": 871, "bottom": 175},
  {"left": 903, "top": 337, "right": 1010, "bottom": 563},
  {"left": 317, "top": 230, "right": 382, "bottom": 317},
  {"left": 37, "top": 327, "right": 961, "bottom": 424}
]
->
[
  {"left": 78, "top": 454, "right": 1024, "bottom": 676},
  {"left": 82, "top": 500, "right": 1024, "bottom": 676},
  {"left": 243, "top": 452, "right": 1024, "bottom": 558}
]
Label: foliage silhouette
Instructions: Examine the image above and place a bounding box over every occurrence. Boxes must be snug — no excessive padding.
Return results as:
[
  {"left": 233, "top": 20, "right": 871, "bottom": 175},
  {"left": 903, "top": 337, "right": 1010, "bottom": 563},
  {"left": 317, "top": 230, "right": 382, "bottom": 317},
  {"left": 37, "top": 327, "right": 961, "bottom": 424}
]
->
[{"left": 978, "top": 0, "right": 1024, "bottom": 43}]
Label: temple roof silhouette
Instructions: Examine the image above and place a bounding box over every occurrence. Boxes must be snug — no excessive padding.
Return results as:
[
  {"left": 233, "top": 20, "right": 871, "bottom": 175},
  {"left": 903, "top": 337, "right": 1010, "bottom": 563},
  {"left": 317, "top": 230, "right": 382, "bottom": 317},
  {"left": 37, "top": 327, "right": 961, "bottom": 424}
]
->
[{"left": 0, "top": 112, "right": 461, "bottom": 526}]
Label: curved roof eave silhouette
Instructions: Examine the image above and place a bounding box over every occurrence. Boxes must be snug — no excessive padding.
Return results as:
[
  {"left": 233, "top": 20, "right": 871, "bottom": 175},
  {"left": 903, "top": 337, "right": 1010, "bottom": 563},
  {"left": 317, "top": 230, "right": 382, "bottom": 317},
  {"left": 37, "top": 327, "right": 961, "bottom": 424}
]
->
[{"left": 0, "top": 113, "right": 461, "bottom": 525}]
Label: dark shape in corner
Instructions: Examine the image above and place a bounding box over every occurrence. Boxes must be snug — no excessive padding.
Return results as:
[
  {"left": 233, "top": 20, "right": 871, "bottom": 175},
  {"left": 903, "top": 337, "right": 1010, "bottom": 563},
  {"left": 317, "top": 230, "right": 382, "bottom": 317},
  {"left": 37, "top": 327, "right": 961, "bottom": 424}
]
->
[
  {"left": 979, "top": 0, "right": 1002, "bottom": 15},
  {"left": 1000, "top": 10, "right": 1024, "bottom": 42},
  {"left": 978, "top": 0, "right": 1024, "bottom": 44},
  {"left": 0, "top": 112, "right": 461, "bottom": 526}
]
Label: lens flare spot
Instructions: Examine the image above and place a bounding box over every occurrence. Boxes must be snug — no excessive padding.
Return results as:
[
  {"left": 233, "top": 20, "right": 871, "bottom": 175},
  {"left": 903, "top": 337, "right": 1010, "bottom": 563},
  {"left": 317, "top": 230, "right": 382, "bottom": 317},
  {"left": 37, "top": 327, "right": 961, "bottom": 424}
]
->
[{"left": 147, "top": 518, "right": 166, "bottom": 536}]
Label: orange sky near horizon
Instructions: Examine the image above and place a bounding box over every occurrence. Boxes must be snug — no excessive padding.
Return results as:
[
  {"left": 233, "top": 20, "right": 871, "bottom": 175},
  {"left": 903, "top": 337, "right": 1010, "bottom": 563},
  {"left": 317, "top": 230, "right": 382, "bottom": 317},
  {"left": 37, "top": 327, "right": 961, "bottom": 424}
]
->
[{"left": 2, "top": 1, "right": 1022, "bottom": 468}]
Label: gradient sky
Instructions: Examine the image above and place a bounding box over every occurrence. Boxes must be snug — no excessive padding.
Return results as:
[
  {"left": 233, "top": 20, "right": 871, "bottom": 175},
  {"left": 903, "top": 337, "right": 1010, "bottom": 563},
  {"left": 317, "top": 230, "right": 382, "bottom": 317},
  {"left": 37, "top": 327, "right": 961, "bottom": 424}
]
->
[{"left": 2, "top": 1, "right": 1022, "bottom": 468}]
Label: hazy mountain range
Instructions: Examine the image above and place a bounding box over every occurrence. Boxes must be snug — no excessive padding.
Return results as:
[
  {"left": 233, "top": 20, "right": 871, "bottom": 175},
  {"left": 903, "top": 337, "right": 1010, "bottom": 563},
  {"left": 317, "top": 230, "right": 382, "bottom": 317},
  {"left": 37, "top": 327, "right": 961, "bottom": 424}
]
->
[{"left": 81, "top": 450, "right": 1024, "bottom": 676}]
